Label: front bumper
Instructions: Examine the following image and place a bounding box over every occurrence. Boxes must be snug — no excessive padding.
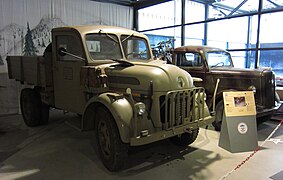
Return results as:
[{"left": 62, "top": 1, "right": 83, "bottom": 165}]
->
[
  {"left": 256, "top": 102, "right": 282, "bottom": 118},
  {"left": 130, "top": 115, "right": 214, "bottom": 146}
]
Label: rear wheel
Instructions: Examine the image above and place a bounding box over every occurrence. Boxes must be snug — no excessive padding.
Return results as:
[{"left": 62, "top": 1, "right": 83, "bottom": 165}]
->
[
  {"left": 212, "top": 100, "right": 224, "bottom": 131},
  {"left": 170, "top": 128, "right": 199, "bottom": 146},
  {"left": 94, "top": 106, "right": 128, "bottom": 171},
  {"left": 20, "top": 88, "right": 49, "bottom": 127}
]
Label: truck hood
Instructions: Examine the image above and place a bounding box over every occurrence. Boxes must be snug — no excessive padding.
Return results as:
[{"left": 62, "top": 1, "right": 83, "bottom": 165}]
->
[
  {"left": 210, "top": 67, "right": 272, "bottom": 76},
  {"left": 204, "top": 66, "right": 274, "bottom": 96},
  {"left": 102, "top": 60, "right": 194, "bottom": 92}
]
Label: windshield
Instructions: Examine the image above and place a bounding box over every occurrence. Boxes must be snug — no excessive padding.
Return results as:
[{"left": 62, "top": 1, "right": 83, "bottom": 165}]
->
[
  {"left": 206, "top": 51, "right": 233, "bottom": 68},
  {"left": 85, "top": 33, "right": 122, "bottom": 60},
  {"left": 121, "top": 35, "right": 150, "bottom": 61}
]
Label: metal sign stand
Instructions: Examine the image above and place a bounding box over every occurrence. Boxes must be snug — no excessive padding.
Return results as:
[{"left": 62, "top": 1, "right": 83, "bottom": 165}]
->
[{"left": 218, "top": 91, "right": 258, "bottom": 153}]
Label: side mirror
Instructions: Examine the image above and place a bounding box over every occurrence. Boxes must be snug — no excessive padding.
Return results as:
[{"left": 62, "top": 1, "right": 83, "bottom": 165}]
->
[{"left": 58, "top": 47, "right": 67, "bottom": 56}]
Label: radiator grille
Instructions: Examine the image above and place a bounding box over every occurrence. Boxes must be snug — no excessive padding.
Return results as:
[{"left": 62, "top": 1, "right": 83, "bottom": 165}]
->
[{"left": 160, "top": 87, "right": 205, "bottom": 130}]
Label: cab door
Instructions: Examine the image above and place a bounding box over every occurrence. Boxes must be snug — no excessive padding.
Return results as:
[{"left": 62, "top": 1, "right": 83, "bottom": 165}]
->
[{"left": 52, "top": 32, "right": 86, "bottom": 114}]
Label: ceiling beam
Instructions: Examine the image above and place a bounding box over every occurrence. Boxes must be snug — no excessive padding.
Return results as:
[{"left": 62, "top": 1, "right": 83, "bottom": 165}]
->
[
  {"left": 90, "top": 0, "right": 134, "bottom": 6},
  {"left": 134, "top": 0, "right": 172, "bottom": 10}
]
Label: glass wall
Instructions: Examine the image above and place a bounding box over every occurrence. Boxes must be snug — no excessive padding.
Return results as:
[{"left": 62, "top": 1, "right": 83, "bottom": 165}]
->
[
  {"left": 185, "top": 1, "right": 205, "bottom": 23},
  {"left": 259, "top": 12, "right": 283, "bottom": 47},
  {"left": 143, "top": 27, "right": 182, "bottom": 49},
  {"left": 258, "top": 11, "right": 283, "bottom": 76},
  {"left": 138, "top": 0, "right": 181, "bottom": 31},
  {"left": 207, "top": 17, "right": 248, "bottom": 49},
  {"left": 230, "top": 50, "right": 256, "bottom": 68},
  {"left": 262, "top": 0, "right": 283, "bottom": 11},
  {"left": 137, "top": 0, "right": 283, "bottom": 78},
  {"left": 208, "top": 0, "right": 259, "bottom": 18},
  {"left": 185, "top": 23, "right": 204, "bottom": 45}
]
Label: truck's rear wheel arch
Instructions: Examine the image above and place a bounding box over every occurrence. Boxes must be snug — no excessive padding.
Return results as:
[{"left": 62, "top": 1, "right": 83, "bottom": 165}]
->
[{"left": 82, "top": 96, "right": 132, "bottom": 143}]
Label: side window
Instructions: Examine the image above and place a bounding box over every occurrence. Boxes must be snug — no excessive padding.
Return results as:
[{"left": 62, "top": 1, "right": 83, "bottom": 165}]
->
[
  {"left": 177, "top": 52, "right": 202, "bottom": 67},
  {"left": 56, "top": 35, "right": 84, "bottom": 61}
]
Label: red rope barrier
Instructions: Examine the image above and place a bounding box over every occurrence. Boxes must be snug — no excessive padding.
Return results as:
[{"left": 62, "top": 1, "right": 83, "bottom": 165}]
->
[{"left": 219, "top": 119, "right": 283, "bottom": 180}]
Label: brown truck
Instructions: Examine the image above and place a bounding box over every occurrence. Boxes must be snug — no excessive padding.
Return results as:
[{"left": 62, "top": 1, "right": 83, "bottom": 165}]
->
[
  {"left": 6, "top": 26, "right": 215, "bottom": 171},
  {"left": 172, "top": 45, "right": 281, "bottom": 131}
]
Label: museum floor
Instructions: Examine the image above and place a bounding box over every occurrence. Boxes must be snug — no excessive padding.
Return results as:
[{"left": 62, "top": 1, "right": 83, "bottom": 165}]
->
[{"left": 0, "top": 109, "right": 283, "bottom": 180}]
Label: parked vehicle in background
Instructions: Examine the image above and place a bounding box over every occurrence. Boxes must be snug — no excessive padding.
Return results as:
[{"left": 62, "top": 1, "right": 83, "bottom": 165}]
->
[
  {"left": 172, "top": 45, "right": 281, "bottom": 131},
  {"left": 7, "top": 26, "right": 216, "bottom": 171}
]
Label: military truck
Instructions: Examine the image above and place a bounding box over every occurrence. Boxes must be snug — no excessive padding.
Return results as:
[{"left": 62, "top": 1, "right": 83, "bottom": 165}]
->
[
  {"left": 172, "top": 45, "right": 281, "bottom": 131},
  {"left": 6, "top": 26, "right": 215, "bottom": 171}
]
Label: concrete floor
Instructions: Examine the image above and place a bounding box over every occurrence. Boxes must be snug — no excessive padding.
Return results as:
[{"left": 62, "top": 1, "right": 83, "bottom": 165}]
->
[{"left": 0, "top": 109, "right": 283, "bottom": 180}]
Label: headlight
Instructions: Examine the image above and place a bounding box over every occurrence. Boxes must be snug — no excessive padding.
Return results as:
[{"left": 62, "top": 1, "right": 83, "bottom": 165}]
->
[
  {"left": 248, "top": 85, "right": 256, "bottom": 93},
  {"left": 135, "top": 102, "right": 146, "bottom": 115},
  {"left": 203, "top": 93, "right": 207, "bottom": 101}
]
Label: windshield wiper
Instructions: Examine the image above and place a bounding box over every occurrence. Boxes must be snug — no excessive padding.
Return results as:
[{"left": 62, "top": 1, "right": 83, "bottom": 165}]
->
[
  {"left": 211, "top": 62, "right": 225, "bottom": 68},
  {"left": 98, "top": 29, "right": 118, "bottom": 44},
  {"left": 110, "top": 58, "right": 134, "bottom": 67}
]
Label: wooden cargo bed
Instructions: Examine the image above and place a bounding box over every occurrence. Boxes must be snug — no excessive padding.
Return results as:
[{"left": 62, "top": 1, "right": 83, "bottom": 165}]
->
[{"left": 6, "top": 56, "right": 53, "bottom": 87}]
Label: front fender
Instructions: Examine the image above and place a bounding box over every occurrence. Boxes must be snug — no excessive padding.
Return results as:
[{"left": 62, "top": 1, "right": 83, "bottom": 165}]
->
[{"left": 83, "top": 93, "right": 134, "bottom": 143}]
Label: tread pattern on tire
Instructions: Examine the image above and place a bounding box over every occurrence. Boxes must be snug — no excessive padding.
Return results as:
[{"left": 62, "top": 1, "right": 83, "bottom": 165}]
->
[{"left": 94, "top": 106, "right": 128, "bottom": 171}]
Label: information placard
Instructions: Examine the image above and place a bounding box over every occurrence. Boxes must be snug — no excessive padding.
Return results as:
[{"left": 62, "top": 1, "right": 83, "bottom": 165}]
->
[
  {"left": 223, "top": 91, "right": 256, "bottom": 117},
  {"left": 219, "top": 91, "right": 258, "bottom": 153}
]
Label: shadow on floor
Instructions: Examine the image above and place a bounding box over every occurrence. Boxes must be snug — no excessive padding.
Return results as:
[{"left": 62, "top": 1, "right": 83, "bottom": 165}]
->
[{"left": 0, "top": 110, "right": 222, "bottom": 180}]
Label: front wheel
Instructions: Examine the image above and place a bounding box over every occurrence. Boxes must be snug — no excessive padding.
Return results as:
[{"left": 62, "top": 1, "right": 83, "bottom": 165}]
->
[
  {"left": 94, "top": 106, "right": 128, "bottom": 171},
  {"left": 170, "top": 128, "right": 199, "bottom": 146},
  {"left": 212, "top": 100, "right": 224, "bottom": 131}
]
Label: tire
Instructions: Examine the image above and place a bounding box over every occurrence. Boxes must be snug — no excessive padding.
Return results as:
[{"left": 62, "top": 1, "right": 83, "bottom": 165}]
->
[
  {"left": 94, "top": 106, "right": 128, "bottom": 171},
  {"left": 212, "top": 100, "right": 224, "bottom": 131},
  {"left": 257, "top": 114, "right": 272, "bottom": 126},
  {"left": 20, "top": 88, "right": 49, "bottom": 127},
  {"left": 170, "top": 128, "right": 199, "bottom": 146},
  {"left": 41, "top": 103, "right": 50, "bottom": 125},
  {"left": 34, "top": 86, "right": 50, "bottom": 125}
]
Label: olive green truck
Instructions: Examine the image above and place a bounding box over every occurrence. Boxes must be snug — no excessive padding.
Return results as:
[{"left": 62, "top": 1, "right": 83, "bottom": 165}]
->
[{"left": 7, "top": 25, "right": 215, "bottom": 171}]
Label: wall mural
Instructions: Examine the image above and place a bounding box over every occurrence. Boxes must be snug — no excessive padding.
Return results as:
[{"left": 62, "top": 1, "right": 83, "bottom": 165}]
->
[
  {"left": 0, "top": 17, "right": 66, "bottom": 65},
  {"left": 0, "top": 0, "right": 133, "bottom": 73}
]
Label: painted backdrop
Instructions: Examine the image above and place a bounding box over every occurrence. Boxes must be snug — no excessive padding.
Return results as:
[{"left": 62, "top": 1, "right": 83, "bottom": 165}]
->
[{"left": 0, "top": 0, "right": 133, "bottom": 72}]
